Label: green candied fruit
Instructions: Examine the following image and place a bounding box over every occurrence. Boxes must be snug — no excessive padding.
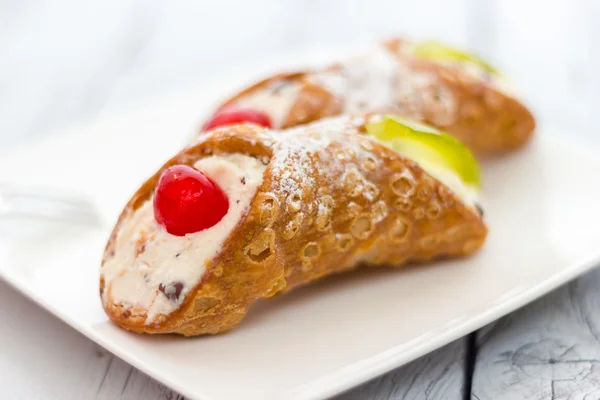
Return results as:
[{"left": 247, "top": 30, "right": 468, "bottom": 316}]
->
[
  {"left": 366, "top": 116, "right": 481, "bottom": 188},
  {"left": 412, "top": 41, "right": 498, "bottom": 75}
]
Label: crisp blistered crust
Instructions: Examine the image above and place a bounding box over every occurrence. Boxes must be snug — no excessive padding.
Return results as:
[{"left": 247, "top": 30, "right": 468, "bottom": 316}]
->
[
  {"left": 212, "top": 38, "right": 535, "bottom": 157},
  {"left": 383, "top": 39, "right": 535, "bottom": 156},
  {"left": 102, "top": 116, "right": 487, "bottom": 336}
]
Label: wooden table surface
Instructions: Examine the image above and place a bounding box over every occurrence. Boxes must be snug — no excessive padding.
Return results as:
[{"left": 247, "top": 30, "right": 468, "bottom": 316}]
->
[{"left": 1, "top": 1, "right": 600, "bottom": 399}]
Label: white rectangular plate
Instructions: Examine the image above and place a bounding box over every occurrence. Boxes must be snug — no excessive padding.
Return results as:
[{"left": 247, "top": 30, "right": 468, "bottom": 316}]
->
[{"left": 1, "top": 81, "right": 600, "bottom": 400}]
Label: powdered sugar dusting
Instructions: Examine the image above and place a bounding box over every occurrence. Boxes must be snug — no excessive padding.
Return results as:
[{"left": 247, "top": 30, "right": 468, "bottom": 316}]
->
[
  {"left": 268, "top": 114, "right": 477, "bottom": 210},
  {"left": 302, "top": 43, "right": 460, "bottom": 128},
  {"left": 311, "top": 45, "right": 398, "bottom": 113},
  {"left": 394, "top": 61, "right": 458, "bottom": 126},
  {"left": 233, "top": 80, "right": 302, "bottom": 128},
  {"left": 267, "top": 116, "right": 380, "bottom": 219}
]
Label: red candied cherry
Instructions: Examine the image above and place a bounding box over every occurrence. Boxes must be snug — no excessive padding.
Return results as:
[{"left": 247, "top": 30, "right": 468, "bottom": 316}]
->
[
  {"left": 153, "top": 165, "right": 229, "bottom": 236},
  {"left": 203, "top": 108, "right": 272, "bottom": 131}
]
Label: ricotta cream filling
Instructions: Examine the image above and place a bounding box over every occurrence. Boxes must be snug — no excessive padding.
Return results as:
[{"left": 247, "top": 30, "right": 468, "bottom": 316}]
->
[
  {"left": 234, "top": 80, "right": 302, "bottom": 128},
  {"left": 415, "top": 159, "right": 479, "bottom": 206},
  {"left": 101, "top": 154, "right": 267, "bottom": 324}
]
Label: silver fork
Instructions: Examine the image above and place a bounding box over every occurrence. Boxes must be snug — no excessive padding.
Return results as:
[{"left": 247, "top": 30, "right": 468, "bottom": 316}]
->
[{"left": 0, "top": 183, "right": 102, "bottom": 225}]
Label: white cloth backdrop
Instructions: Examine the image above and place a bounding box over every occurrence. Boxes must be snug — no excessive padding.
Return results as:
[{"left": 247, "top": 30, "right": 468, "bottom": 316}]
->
[{"left": 2, "top": 0, "right": 598, "bottom": 149}]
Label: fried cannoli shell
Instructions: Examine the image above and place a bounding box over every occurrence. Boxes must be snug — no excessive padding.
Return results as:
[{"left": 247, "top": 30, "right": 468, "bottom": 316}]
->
[
  {"left": 102, "top": 116, "right": 487, "bottom": 335},
  {"left": 208, "top": 38, "right": 535, "bottom": 156}
]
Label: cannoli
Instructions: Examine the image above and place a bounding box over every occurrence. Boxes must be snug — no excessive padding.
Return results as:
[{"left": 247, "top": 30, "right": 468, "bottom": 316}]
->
[
  {"left": 201, "top": 39, "right": 535, "bottom": 156},
  {"left": 101, "top": 114, "right": 487, "bottom": 335}
]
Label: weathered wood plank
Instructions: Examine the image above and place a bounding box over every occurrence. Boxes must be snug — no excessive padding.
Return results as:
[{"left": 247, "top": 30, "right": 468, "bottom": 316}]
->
[
  {"left": 0, "top": 280, "right": 184, "bottom": 400},
  {"left": 472, "top": 268, "right": 600, "bottom": 400},
  {"left": 337, "top": 339, "right": 467, "bottom": 400},
  {"left": 0, "top": 281, "right": 109, "bottom": 400},
  {"left": 98, "top": 355, "right": 184, "bottom": 400},
  {"left": 470, "top": 3, "right": 600, "bottom": 396}
]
